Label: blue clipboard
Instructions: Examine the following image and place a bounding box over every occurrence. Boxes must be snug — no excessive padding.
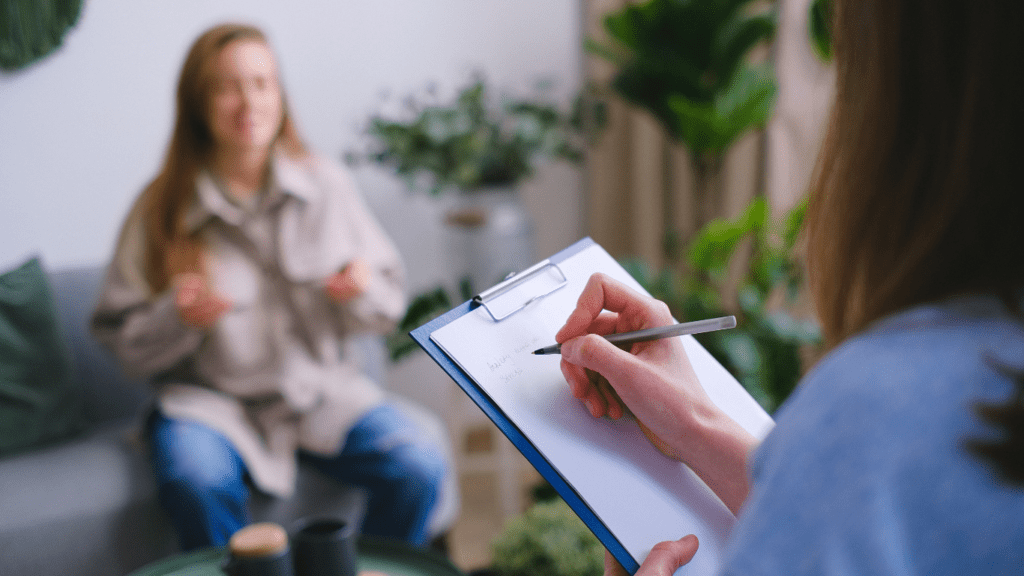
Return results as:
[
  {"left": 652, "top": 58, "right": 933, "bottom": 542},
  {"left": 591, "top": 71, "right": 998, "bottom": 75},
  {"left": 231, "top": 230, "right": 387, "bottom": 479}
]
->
[{"left": 409, "top": 237, "right": 640, "bottom": 573}]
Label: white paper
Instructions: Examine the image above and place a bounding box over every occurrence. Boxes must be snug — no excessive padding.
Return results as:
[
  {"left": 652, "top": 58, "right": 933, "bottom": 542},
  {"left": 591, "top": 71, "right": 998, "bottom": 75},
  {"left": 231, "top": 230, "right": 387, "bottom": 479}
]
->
[{"left": 431, "top": 243, "right": 774, "bottom": 575}]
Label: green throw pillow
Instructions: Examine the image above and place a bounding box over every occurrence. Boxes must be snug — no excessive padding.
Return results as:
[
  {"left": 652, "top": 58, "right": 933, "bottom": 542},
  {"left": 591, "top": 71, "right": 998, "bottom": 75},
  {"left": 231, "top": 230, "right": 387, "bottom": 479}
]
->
[{"left": 0, "top": 257, "right": 82, "bottom": 455}]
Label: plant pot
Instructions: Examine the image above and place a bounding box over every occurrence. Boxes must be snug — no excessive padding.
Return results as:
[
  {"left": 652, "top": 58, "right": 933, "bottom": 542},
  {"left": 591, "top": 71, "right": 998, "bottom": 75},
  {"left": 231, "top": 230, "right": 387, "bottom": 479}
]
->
[{"left": 441, "top": 188, "right": 536, "bottom": 294}]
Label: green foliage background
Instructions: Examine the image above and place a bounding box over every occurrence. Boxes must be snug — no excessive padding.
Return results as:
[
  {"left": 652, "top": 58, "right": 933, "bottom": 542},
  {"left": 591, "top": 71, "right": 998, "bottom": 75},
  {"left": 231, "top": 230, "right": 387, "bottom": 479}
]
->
[
  {"left": 490, "top": 499, "right": 604, "bottom": 576},
  {"left": 361, "top": 75, "right": 586, "bottom": 195}
]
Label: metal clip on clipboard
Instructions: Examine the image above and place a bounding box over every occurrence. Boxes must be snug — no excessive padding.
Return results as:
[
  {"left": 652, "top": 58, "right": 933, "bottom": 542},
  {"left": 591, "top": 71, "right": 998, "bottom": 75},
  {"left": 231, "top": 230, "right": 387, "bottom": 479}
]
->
[{"left": 472, "top": 259, "right": 568, "bottom": 321}]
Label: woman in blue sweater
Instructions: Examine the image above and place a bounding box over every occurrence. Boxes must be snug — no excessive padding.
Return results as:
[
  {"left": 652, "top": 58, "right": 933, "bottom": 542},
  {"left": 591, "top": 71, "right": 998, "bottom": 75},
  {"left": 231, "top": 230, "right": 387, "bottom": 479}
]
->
[{"left": 557, "top": 1, "right": 1024, "bottom": 574}]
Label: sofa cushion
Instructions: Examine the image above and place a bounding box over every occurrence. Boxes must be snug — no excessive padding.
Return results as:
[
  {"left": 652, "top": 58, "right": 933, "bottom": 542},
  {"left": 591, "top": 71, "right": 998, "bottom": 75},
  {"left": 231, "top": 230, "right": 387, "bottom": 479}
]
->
[{"left": 0, "top": 257, "right": 84, "bottom": 455}]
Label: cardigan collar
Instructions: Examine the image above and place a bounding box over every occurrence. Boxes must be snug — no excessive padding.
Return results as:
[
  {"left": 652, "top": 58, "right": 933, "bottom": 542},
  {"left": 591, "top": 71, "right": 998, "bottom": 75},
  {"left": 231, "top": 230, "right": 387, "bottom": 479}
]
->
[{"left": 184, "top": 152, "right": 317, "bottom": 233}]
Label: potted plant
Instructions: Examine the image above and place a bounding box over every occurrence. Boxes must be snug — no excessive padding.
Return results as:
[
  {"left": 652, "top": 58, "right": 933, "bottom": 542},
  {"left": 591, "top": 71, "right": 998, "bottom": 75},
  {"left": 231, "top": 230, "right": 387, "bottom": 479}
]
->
[
  {"left": 357, "top": 74, "right": 593, "bottom": 361},
  {"left": 587, "top": 0, "right": 777, "bottom": 237},
  {"left": 362, "top": 74, "right": 585, "bottom": 196},
  {"left": 481, "top": 497, "right": 604, "bottom": 576},
  {"left": 583, "top": 0, "right": 824, "bottom": 410}
]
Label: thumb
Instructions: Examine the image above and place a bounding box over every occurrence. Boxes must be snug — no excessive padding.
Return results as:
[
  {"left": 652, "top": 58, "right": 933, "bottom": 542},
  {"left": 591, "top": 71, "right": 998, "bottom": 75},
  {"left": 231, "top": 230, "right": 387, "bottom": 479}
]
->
[{"left": 638, "top": 536, "right": 699, "bottom": 576}]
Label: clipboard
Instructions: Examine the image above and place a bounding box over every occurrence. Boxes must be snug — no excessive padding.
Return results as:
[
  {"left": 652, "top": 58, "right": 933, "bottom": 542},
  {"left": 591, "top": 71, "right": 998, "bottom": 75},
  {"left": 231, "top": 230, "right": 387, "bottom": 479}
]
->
[{"left": 411, "top": 237, "right": 774, "bottom": 574}]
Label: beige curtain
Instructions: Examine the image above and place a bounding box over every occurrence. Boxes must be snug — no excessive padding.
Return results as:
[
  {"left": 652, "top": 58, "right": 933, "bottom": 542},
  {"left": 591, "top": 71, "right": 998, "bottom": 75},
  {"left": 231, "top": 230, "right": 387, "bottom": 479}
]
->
[{"left": 582, "top": 0, "right": 771, "bottom": 268}]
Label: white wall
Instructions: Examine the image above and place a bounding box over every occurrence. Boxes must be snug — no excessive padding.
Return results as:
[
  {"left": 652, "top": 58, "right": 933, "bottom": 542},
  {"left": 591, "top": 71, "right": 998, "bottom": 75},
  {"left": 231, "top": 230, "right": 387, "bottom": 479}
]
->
[{"left": 0, "top": 0, "right": 584, "bottom": 290}]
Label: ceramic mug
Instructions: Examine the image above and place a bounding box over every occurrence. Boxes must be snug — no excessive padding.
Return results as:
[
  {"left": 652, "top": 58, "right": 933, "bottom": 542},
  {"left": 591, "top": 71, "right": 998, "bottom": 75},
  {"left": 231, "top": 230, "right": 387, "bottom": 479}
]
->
[{"left": 291, "top": 517, "right": 357, "bottom": 576}]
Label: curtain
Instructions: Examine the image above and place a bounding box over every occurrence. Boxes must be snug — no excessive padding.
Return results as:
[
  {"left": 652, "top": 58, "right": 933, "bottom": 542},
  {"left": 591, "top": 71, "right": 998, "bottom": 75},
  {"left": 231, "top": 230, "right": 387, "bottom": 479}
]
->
[{"left": 581, "top": 0, "right": 832, "bottom": 268}]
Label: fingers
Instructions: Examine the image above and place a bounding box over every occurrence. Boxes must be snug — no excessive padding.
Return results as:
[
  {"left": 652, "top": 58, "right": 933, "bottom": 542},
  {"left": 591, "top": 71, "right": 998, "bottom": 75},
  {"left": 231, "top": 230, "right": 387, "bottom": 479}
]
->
[
  {"left": 174, "top": 273, "right": 230, "bottom": 328},
  {"left": 556, "top": 273, "right": 673, "bottom": 343},
  {"left": 559, "top": 360, "right": 623, "bottom": 419},
  {"left": 586, "top": 311, "right": 620, "bottom": 337},
  {"left": 637, "top": 536, "right": 699, "bottom": 576},
  {"left": 326, "top": 259, "right": 372, "bottom": 302},
  {"left": 174, "top": 273, "right": 205, "bottom": 309},
  {"left": 345, "top": 258, "right": 372, "bottom": 292},
  {"left": 605, "top": 536, "right": 698, "bottom": 576},
  {"left": 604, "top": 551, "right": 630, "bottom": 576},
  {"left": 560, "top": 332, "right": 641, "bottom": 387},
  {"left": 594, "top": 375, "right": 625, "bottom": 420}
]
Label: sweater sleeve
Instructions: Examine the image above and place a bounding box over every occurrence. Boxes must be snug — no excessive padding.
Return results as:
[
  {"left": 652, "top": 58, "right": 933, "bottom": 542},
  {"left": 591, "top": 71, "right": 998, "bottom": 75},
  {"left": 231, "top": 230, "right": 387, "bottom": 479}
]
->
[
  {"left": 90, "top": 201, "right": 204, "bottom": 380},
  {"left": 326, "top": 164, "right": 407, "bottom": 335}
]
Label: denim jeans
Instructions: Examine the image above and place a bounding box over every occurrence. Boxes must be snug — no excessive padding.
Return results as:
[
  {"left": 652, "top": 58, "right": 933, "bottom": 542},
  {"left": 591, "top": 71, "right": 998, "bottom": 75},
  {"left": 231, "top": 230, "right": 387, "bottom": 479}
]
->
[{"left": 147, "top": 404, "right": 446, "bottom": 551}]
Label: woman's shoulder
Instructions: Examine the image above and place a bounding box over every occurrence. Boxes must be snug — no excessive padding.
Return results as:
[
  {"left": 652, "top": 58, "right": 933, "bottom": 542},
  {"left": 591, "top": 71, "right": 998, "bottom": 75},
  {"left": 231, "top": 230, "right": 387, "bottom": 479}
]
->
[
  {"left": 756, "top": 294, "right": 1024, "bottom": 486},
  {"left": 725, "top": 295, "right": 1024, "bottom": 574},
  {"left": 799, "top": 294, "right": 1024, "bottom": 408}
]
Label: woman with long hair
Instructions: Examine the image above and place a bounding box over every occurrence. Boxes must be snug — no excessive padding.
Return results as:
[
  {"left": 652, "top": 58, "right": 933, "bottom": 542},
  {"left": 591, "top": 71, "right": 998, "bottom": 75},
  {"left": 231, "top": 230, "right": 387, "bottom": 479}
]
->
[
  {"left": 92, "top": 23, "right": 446, "bottom": 551},
  {"left": 557, "top": 1, "right": 1024, "bottom": 573}
]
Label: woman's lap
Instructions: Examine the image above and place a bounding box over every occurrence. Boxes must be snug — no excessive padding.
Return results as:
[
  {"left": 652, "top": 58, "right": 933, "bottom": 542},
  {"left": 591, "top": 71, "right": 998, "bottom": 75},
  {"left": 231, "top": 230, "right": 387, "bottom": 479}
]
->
[{"left": 147, "top": 402, "right": 447, "bottom": 547}]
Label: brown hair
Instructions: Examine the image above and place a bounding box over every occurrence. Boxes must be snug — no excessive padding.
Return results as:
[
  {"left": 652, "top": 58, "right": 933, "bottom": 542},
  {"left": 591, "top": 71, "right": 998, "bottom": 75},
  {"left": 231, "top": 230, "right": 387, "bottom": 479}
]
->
[
  {"left": 806, "top": 2, "right": 1024, "bottom": 483},
  {"left": 806, "top": 1, "right": 1024, "bottom": 346},
  {"left": 136, "top": 23, "right": 306, "bottom": 292}
]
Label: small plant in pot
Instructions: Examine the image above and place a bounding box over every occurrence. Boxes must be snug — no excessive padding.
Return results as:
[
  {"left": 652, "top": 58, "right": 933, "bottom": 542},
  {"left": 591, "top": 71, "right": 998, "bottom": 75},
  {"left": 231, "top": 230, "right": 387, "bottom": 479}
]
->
[
  {"left": 478, "top": 497, "right": 604, "bottom": 576},
  {"left": 359, "top": 73, "right": 587, "bottom": 196},
  {"left": 360, "top": 74, "right": 597, "bottom": 362}
]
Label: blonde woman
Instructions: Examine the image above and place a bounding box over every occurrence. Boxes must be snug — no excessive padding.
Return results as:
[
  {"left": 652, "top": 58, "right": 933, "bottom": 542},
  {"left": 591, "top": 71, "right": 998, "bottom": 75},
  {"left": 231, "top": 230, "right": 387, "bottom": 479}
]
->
[{"left": 92, "top": 23, "right": 445, "bottom": 550}]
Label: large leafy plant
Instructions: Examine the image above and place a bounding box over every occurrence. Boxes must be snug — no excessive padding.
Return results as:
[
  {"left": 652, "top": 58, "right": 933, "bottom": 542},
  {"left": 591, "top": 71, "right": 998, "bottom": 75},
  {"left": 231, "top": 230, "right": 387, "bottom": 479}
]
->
[
  {"left": 623, "top": 198, "right": 820, "bottom": 412},
  {"left": 361, "top": 75, "right": 585, "bottom": 195},
  {"left": 587, "top": 0, "right": 777, "bottom": 161}
]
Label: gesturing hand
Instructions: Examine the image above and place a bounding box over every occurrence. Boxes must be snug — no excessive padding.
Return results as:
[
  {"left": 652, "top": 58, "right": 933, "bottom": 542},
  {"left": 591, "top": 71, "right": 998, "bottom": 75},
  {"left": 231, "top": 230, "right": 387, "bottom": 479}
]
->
[
  {"left": 325, "top": 258, "right": 371, "bottom": 303},
  {"left": 174, "top": 272, "right": 231, "bottom": 328}
]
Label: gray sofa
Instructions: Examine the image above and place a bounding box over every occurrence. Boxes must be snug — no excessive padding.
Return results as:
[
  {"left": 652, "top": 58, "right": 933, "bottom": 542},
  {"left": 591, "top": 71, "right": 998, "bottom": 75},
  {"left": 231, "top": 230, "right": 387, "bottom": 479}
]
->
[{"left": 0, "top": 265, "right": 458, "bottom": 576}]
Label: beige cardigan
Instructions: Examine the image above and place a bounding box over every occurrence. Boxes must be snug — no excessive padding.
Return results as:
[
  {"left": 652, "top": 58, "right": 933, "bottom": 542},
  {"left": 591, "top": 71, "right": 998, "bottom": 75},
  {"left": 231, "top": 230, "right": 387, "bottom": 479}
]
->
[{"left": 91, "top": 153, "right": 406, "bottom": 497}]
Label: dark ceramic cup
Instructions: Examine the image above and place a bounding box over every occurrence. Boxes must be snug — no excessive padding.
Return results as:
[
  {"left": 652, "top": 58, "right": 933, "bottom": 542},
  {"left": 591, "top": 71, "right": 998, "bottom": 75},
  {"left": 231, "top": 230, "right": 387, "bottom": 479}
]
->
[{"left": 291, "top": 517, "right": 357, "bottom": 576}]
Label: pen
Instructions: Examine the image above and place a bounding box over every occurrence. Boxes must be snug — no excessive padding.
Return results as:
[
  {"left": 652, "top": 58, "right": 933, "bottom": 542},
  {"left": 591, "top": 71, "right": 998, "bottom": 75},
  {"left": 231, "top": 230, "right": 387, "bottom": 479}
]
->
[{"left": 532, "top": 315, "right": 737, "bottom": 355}]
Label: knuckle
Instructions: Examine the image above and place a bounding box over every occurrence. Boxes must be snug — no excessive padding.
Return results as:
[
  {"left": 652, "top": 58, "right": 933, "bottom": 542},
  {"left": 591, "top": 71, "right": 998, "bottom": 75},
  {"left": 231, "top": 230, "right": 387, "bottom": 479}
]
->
[
  {"left": 576, "top": 333, "right": 604, "bottom": 363},
  {"left": 651, "top": 299, "right": 672, "bottom": 319},
  {"left": 650, "top": 541, "right": 676, "bottom": 555}
]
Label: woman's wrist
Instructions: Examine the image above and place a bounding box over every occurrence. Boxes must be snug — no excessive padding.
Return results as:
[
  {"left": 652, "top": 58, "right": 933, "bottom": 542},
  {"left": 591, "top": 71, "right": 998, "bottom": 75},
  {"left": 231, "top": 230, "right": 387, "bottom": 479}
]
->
[{"left": 674, "top": 404, "right": 757, "bottom": 515}]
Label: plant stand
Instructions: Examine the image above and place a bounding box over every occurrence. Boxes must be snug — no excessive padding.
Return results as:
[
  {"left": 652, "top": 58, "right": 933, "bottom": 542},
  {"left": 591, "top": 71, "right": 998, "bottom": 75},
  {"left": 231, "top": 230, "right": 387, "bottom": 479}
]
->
[{"left": 441, "top": 189, "right": 536, "bottom": 294}]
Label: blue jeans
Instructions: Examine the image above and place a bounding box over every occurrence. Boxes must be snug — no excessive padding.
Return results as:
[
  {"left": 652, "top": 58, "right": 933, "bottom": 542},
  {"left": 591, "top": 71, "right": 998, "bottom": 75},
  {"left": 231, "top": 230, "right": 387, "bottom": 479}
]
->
[{"left": 147, "top": 404, "right": 446, "bottom": 551}]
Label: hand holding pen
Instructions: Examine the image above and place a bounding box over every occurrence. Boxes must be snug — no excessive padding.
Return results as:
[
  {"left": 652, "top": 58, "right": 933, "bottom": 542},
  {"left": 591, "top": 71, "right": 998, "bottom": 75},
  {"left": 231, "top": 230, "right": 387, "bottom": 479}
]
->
[
  {"left": 555, "top": 272, "right": 756, "bottom": 517},
  {"left": 534, "top": 315, "right": 735, "bottom": 355}
]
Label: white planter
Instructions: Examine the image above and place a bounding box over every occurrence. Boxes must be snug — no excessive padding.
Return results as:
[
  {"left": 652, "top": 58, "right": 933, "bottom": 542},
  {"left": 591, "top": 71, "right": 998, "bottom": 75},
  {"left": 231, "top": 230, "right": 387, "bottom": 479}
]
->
[{"left": 441, "top": 188, "right": 536, "bottom": 295}]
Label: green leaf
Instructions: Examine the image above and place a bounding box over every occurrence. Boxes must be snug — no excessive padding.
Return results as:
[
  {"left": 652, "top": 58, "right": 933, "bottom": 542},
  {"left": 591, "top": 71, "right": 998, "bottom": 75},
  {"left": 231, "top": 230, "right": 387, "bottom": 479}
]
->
[
  {"left": 686, "top": 196, "right": 767, "bottom": 275},
  {"left": 781, "top": 196, "right": 808, "bottom": 249},
  {"left": 711, "top": 12, "right": 776, "bottom": 89},
  {"left": 590, "top": 0, "right": 778, "bottom": 153},
  {"left": 809, "top": 0, "right": 833, "bottom": 62},
  {"left": 361, "top": 73, "right": 586, "bottom": 193},
  {"left": 491, "top": 499, "right": 604, "bottom": 576},
  {"left": 666, "top": 63, "right": 776, "bottom": 156}
]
